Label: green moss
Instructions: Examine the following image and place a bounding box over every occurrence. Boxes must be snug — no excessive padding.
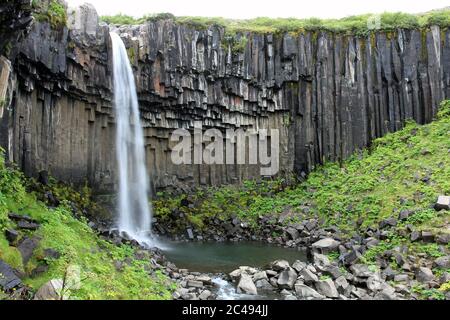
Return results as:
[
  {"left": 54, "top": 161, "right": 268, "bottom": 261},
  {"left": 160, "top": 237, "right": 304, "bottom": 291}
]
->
[
  {"left": 0, "top": 147, "right": 174, "bottom": 300},
  {"left": 100, "top": 9, "right": 450, "bottom": 37},
  {"left": 34, "top": 0, "right": 67, "bottom": 30}
]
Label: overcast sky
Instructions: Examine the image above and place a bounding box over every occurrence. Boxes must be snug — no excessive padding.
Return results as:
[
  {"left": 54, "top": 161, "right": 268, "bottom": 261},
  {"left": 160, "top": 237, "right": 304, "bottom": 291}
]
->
[{"left": 65, "top": 0, "right": 449, "bottom": 19}]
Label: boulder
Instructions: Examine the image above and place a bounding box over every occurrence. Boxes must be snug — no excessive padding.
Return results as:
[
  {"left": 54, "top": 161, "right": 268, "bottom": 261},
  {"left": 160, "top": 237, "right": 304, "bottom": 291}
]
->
[
  {"left": 198, "top": 290, "right": 212, "bottom": 300},
  {"left": 312, "top": 253, "right": 331, "bottom": 268},
  {"left": 421, "top": 231, "right": 435, "bottom": 243},
  {"left": 433, "top": 256, "right": 450, "bottom": 269},
  {"left": 0, "top": 260, "right": 22, "bottom": 291},
  {"left": 311, "top": 238, "right": 340, "bottom": 253},
  {"left": 186, "top": 228, "right": 194, "bottom": 240},
  {"left": 252, "top": 271, "right": 268, "bottom": 282},
  {"left": 315, "top": 279, "right": 339, "bottom": 298},
  {"left": 379, "top": 217, "right": 397, "bottom": 229},
  {"left": 17, "top": 220, "right": 40, "bottom": 230},
  {"left": 292, "top": 260, "right": 306, "bottom": 272},
  {"left": 277, "top": 268, "right": 297, "bottom": 289},
  {"left": 298, "top": 268, "right": 318, "bottom": 285},
  {"left": 18, "top": 237, "right": 40, "bottom": 265},
  {"left": 4, "top": 229, "right": 19, "bottom": 244},
  {"left": 270, "top": 260, "right": 290, "bottom": 271},
  {"left": 434, "top": 196, "right": 450, "bottom": 211},
  {"left": 334, "top": 276, "right": 349, "bottom": 294},
  {"left": 236, "top": 274, "right": 257, "bottom": 295},
  {"left": 415, "top": 267, "right": 435, "bottom": 283},
  {"left": 436, "top": 234, "right": 450, "bottom": 245},
  {"left": 34, "top": 279, "right": 67, "bottom": 300},
  {"left": 285, "top": 227, "right": 300, "bottom": 240},
  {"left": 294, "top": 284, "right": 324, "bottom": 299},
  {"left": 187, "top": 280, "right": 203, "bottom": 288},
  {"left": 350, "top": 264, "right": 374, "bottom": 278}
]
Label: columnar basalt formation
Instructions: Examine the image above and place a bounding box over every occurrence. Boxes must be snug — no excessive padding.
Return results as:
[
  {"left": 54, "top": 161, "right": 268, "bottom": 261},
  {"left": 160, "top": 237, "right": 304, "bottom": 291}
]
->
[{"left": 1, "top": 5, "right": 449, "bottom": 193}]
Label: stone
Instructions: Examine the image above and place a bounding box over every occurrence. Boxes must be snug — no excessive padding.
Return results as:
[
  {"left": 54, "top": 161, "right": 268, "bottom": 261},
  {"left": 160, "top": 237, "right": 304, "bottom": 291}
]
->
[
  {"left": 17, "top": 220, "right": 40, "bottom": 230},
  {"left": 34, "top": 279, "right": 67, "bottom": 300},
  {"left": 398, "top": 209, "right": 412, "bottom": 221},
  {"left": 255, "top": 279, "right": 273, "bottom": 290},
  {"left": 421, "top": 231, "right": 435, "bottom": 243},
  {"left": 313, "top": 253, "right": 331, "bottom": 268},
  {"left": 270, "top": 260, "right": 290, "bottom": 271},
  {"left": 198, "top": 290, "right": 212, "bottom": 300},
  {"left": 366, "top": 275, "right": 383, "bottom": 292},
  {"left": 252, "top": 271, "right": 268, "bottom": 282},
  {"left": 285, "top": 227, "right": 300, "bottom": 240},
  {"left": 17, "top": 237, "right": 40, "bottom": 265},
  {"left": 379, "top": 218, "right": 397, "bottom": 229},
  {"left": 277, "top": 268, "right": 297, "bottom": 289},
  {"left": 31, "top": 264, "right": 49, "bottom": 278},
  {"left": 294, "top": 284, "right": 324, "bottom": 299},
  {"left": 43, "top": 248, "right": 61, "bottom": 260},
  {"left": 315, "top": 279, "right": 339, "bottom": 298},
  {"left": 284, "top": 295, "right": 297, "bottom": 300},
  {"left": 195, "top": 275, "right": 212, "bottom": 285},
  {"left": 334, "top": 276, "right": 349, "bottom": 294},
  {"left": 350, "top": 264, "right": 373, "bottom": 278},
  {"left": 67, "top": 3, "right": 99, "bottom": 36},
  {"left": 298, "top": 268, "right": 319, "bottom": 285},
  {"left": 410, "top": 231, "right": 421, "bottom": 242},
  {"left": 415, "top": 267, "right": 435, "bottom": 283},
  {"left": 4, "top": 229, "right": 19, "bottom": 244},
  {"left": 311, "top": 238, "right": 340, "bottom": 253},
  {"left": 322, "top": 266, "right": 342, "bottom": 280},
  {"left": 292, "top": 260, "right": 306, "bottom": 272},
  {"left": 187, "top": 280, "right": 204, "bottom": 288},
  {"left": 436, "top": 234, "right": 450, "bottom": 245},
  {"left": 236, "top": 274, "right": 257, "bottom": 295},
  {"left": 433, "top": 256, "right": 450, "bottom": 269},
  {"left": 393, "top": 274, "right": 409, "bottom": 282},
  {"left": 0, "top": 260, "right": 22, "bottom": 291},
  {"left": 434, "top": 195, "right": 450, "bottom": 211},
  {"left": 186, "top": 228, "right": 194, "bottom": 240},
  {"left": 341, "top": 249, "right": 362, "bottom": 266}
]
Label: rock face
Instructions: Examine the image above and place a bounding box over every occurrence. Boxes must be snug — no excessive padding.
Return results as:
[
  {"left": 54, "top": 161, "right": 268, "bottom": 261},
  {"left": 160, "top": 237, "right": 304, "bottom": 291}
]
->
[{"left": 1, "top": 4, "right": 449, "bottom": 194}]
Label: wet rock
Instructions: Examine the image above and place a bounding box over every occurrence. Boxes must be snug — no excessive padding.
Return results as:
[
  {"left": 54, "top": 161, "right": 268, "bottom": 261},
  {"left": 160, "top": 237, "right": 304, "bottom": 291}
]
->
[
  {"left": 434, "top": 196, "right": 450, "bottom": 211},
  {"left": 415, "top": 267, "right": 435, "bottom": 283},
  {"left": 315, "top": 279, "right": 339, "bottom": 298},
  {"left": 270, "top": 260, "right": 290, "bottom": 271},
  {"left": 0, "top": 260, "right": 22, "bottom": 291},
  {"left": 294, "top": 284, "right": 324, "bottom": 299},
  {"left": 312, "top": 238, "right": 340, "bottom": 254},
  {"left": 277, "top": 268, "right": 297, "bottom": 289},
  {"left": 237, "top": 274, "right": 257, "bottom": 295},
  {"left": 5, "top": 229, "right": 19, "bottom": 244}
]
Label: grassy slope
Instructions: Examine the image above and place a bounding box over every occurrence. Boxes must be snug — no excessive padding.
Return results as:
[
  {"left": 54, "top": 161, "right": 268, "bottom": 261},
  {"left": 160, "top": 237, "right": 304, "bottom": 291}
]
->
[
  {"left": 0, "top": 156, "right": 174, "bottom": 299},
  {"left": 100, "top": 9, "right": 450, "bottom": 36},
  {"left": 154, "top": 101, "right": 450, "bottom": 298}
]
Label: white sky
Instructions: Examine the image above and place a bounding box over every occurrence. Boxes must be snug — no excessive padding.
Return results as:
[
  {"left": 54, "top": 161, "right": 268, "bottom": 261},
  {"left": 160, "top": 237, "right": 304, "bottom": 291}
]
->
[{"left": 65, "top": 0, "right": 450, "bottom": 19}]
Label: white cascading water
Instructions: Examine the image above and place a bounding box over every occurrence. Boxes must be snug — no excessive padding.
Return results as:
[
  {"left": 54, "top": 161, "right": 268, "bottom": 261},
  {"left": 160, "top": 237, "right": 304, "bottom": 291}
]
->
[{"left": 110, "top": 32, "right": 153, "bottom": 244}]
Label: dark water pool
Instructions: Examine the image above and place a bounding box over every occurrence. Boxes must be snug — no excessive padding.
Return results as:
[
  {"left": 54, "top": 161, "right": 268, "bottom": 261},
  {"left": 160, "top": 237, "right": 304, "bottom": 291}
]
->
[{"left": 163, "top": 241, "right": 307, "bottom": 273}]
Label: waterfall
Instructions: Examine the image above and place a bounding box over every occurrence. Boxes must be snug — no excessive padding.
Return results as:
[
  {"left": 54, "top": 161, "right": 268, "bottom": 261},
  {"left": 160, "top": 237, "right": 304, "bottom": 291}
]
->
[{"left": 110, "top": 32, "right": 153, "bottom": 244}]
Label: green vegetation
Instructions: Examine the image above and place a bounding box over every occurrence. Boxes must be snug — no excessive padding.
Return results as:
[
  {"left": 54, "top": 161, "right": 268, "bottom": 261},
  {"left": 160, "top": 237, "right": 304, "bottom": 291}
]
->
[
  {"left": 101, "top": 9, "right": 450, "bottom": 37},
  {"left": 154, "top": 100, "right": 450, "bottom": 270},
  {"left": 0, "top": 148, "right": 174, "bottom": 299},
  {"left": 33, "top": 0, "right": 67, "bottom": 30}
]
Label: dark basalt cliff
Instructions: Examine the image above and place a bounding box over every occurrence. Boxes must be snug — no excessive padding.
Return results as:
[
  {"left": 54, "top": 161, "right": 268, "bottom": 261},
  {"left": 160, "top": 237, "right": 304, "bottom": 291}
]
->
[{"left": 0, "top": 4, "right": 449, "bottom": 193}]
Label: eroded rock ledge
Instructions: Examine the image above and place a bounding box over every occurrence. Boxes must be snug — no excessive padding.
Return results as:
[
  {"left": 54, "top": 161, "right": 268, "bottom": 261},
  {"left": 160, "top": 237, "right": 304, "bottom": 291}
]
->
[{"left": 1, "top": 5, "right": 449, "bottom": 193}]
